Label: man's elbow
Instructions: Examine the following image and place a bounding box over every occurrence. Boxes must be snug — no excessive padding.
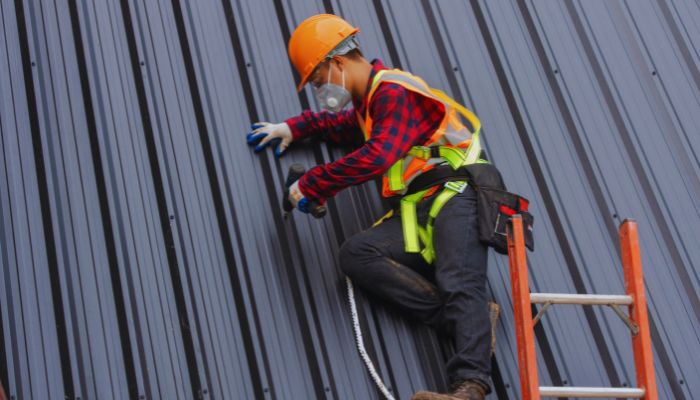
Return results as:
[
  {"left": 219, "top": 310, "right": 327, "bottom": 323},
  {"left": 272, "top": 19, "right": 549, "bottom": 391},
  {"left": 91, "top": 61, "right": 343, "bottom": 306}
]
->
[{"left": 371, "top": 155, "right": 399, "bottom": 176}]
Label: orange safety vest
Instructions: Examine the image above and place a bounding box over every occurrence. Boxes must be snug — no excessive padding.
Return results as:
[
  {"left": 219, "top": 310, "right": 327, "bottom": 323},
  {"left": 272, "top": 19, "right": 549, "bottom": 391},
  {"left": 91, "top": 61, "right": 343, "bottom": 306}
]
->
[
  {"left": 355, "top": 69, "right": 485, "bottom": 264},
  {"left": 355, "top": 69, "right": 483, "bottom": 198}
]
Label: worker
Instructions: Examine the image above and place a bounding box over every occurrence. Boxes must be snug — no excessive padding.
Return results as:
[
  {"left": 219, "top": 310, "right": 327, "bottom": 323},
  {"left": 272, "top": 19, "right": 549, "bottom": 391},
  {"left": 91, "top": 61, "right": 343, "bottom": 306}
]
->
[{"left": 246, "top": 14, "right": 498, "bottom": 400}]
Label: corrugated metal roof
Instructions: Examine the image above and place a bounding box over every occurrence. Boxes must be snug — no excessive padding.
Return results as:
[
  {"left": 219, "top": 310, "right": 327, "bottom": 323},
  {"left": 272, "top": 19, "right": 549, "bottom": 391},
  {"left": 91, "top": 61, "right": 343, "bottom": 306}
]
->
[{"left": 1, "top": 0, "right": 699, "bottom": 398}]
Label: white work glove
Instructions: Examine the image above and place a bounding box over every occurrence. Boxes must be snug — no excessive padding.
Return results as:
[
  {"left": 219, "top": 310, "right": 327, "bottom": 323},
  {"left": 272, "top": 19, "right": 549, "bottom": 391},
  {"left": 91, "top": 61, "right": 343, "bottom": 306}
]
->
[{"left": 246, "top": 122, "right": 293, "bottom": 157}]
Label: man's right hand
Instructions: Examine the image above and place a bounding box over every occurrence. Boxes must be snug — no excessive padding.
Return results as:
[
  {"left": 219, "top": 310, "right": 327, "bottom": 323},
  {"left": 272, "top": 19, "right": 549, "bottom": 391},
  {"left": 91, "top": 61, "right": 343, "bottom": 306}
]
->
[{"left": 246, "top": 122, "right": 293, "bottom": 157}]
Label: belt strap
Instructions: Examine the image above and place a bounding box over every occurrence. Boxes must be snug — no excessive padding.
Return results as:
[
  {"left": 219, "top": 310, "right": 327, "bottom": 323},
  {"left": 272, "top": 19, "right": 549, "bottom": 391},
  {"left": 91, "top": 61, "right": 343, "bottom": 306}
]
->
[{"left": 405, "top": 164, "right": 471, "bottom": 197}]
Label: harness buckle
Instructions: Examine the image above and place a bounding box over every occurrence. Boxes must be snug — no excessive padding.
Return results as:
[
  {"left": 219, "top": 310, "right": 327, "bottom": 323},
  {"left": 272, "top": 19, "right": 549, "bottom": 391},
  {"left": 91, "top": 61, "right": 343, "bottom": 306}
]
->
[{"left": 444, "top": 181, "right": 467, "bottom": 193}]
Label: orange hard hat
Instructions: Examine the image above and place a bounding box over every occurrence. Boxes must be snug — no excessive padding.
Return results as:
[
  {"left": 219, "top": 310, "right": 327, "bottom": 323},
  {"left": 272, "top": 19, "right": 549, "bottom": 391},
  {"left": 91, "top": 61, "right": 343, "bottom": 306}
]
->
[{"left": 288, "top": 14, "right": 360, "bottom": 92}]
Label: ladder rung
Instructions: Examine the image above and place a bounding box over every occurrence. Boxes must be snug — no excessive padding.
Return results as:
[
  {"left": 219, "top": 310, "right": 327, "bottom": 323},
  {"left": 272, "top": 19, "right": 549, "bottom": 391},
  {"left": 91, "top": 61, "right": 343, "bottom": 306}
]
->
[
  {"left": 530, "top": 293, "right": 633, "bottom": 305},
  {"left": 539, "top": 386, "right": 644, "bottom": 398}
]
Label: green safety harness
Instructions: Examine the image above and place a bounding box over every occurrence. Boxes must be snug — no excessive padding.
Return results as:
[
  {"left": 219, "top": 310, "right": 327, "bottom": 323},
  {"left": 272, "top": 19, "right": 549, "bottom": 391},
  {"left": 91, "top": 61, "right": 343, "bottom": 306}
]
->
[
  {"left": 398, "top": 134, "right": 487, "bottom": 264},
  {"left": 373, "top": 90, "right": 487, "bottom": 264}
]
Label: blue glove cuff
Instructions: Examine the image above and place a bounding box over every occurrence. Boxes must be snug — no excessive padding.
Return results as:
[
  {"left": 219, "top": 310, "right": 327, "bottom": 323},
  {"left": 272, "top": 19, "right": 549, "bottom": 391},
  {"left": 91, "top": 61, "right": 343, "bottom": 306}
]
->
[{"left": 297, "top": 198, "right": 310, "bottom": 214}]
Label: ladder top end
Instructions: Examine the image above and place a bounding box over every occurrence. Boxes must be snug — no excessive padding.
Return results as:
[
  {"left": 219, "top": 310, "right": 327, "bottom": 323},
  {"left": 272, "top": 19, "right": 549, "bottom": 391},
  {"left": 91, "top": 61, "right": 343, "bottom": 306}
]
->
[{"left": 620, "top": 218, "right": 637, "bottom": 228}]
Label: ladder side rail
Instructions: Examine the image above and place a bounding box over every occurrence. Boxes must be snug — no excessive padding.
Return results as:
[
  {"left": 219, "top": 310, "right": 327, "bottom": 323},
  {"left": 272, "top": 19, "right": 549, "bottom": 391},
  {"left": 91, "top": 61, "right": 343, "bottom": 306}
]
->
[
  {"left": 619, "top": 220, "right": 658, "bottom": 400},
  {"left": 507, "top": 215, "right": 540, "bottom": 400}
]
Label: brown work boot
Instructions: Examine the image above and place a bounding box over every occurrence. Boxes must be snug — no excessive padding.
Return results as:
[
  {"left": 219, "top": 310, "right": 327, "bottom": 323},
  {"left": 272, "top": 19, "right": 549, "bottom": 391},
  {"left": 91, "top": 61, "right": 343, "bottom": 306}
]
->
[
  {"left": 411, "top": 380, "right": 487, "bottom": 400},
  {"left": 411, "top": 303, "right": 498, "bottom": 400}
]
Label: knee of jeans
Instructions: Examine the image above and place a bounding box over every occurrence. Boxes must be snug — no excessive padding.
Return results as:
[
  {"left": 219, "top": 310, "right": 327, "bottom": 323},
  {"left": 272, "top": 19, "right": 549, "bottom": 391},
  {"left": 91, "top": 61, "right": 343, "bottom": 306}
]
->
[{"left": 339, "top": 234, "right": 372, "bottom": 276}]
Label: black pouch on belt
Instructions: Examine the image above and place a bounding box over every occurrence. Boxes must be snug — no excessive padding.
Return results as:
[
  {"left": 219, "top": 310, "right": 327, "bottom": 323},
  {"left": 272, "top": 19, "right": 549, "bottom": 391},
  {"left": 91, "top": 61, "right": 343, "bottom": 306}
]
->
[
  {"left": 404, "top": 162, "right": 535, "bottom": 254},
  {"left": 463, "top": 163, "right": 535, "bottom": 254}
]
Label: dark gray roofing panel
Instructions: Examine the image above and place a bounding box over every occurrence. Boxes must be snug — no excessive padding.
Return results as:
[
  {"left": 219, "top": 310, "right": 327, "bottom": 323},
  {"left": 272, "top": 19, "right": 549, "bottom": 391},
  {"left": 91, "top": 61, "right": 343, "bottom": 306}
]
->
[{"left": 1, "top": 0, "right": 698, "bottom": 399}]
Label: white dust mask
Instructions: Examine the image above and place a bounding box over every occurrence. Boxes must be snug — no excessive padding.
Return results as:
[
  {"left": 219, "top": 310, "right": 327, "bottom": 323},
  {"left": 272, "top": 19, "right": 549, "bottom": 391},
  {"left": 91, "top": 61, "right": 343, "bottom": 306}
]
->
[{"left": 314, "top": 63, "right": 352, "bottom": 112}]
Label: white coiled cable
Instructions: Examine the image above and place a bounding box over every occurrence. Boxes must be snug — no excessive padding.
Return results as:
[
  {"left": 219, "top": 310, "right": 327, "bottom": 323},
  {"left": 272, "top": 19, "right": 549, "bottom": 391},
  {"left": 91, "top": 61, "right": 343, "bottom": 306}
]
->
[{"left": 346, "top": 276, "right": 396, "bottom": 400}]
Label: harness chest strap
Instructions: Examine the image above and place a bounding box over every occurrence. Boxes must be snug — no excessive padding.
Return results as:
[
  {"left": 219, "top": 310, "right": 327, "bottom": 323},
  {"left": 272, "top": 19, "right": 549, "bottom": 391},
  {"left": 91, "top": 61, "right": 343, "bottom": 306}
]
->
[{"left": 386, "top": 132, "right": 483, "bottom": 190}]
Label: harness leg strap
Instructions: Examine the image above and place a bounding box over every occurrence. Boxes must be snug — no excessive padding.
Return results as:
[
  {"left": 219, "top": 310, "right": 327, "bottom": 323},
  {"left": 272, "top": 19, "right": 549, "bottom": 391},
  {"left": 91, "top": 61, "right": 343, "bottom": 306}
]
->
[
  {"left": 400, "top": 189, "right": 430, "bottom": 253},
  {"left": 419, "top": 182, "right": 464, "bottom": 263},
  {"left": 401, "top": 181, "right": 466, "bottom": 263}
]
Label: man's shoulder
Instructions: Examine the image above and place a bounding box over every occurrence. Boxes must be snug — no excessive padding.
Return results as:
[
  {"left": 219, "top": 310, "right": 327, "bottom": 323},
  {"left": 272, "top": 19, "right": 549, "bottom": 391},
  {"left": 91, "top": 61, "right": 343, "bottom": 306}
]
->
[
  {"left": 369, "top": 78, "right": 438, "bottom": 110},
  {"left": 373, "top": 81, "right": 409, "bottom": 98},
  {"left": 366, "top": 81, "right": 410, "bottom": 116}
]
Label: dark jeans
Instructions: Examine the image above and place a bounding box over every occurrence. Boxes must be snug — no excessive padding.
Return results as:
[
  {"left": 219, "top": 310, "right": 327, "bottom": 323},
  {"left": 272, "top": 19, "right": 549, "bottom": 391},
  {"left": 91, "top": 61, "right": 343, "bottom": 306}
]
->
[{"left": 339, "top": 185, "right": 492, "bottom": 391}]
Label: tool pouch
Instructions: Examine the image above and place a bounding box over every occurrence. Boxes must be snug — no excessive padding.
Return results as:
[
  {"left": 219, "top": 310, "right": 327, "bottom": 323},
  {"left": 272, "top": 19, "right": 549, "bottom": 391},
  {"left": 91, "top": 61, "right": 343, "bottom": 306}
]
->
[{"left": 464, "top": 163, "right": 534, "bottom": 254}]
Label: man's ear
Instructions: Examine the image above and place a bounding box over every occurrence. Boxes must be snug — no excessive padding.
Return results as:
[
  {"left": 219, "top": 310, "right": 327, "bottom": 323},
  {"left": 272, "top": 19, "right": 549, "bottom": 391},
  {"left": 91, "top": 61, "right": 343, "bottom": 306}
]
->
[{"left": 332, "top": 55, "right": 346, "bottom": 71}]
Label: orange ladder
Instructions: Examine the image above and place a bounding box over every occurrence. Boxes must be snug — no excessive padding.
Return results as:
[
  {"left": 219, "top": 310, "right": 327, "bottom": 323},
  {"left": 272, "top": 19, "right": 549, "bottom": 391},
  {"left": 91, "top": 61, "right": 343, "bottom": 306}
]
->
[{"left": 506, "top": 215, "right": 658, "bottom": 399}]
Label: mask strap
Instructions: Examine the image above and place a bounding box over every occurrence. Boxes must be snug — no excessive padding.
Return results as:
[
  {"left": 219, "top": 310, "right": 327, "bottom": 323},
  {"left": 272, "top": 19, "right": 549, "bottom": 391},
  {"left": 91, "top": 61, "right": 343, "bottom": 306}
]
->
[
  {"left": 327, "top": 60, "right": 333, "bottom": 84},
  {"left": 326, "top": 59, "right": 346, "bottom": 89}
]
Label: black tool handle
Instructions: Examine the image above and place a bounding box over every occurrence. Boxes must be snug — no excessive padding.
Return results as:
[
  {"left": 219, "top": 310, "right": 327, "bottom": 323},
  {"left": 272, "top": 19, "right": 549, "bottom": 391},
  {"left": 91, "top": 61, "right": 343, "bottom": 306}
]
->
[{"left": 283, "top": 164, "right": 326, "bottom": 218}]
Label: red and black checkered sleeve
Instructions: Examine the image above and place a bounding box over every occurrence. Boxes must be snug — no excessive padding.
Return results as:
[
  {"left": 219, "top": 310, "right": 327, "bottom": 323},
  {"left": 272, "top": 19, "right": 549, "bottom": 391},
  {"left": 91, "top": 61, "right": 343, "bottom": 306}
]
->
[
  {"left": 285, "top": 109, "right": 362, "bottom": 146},
  {"left": 297, "top": 83, "right": 445, "bottom": 203}
]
